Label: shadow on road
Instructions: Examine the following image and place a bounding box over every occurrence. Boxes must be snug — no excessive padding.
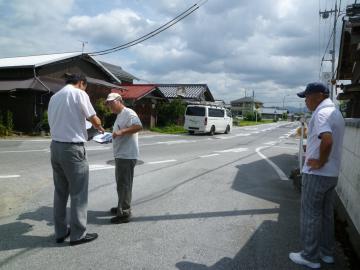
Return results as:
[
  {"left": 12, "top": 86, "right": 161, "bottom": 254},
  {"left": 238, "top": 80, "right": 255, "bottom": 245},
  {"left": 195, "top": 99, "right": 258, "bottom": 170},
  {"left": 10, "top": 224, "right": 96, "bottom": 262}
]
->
[{"left": 175, "top": 153, "right": 348, "bottom": 270}]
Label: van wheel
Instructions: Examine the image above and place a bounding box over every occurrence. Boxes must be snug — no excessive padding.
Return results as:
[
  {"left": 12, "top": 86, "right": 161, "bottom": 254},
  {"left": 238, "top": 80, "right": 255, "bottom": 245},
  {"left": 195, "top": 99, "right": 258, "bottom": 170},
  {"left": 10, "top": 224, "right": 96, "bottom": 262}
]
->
[
  {"left": 209, "top": 126, "right": 215, "bottom": 136},
  {"left": 188, "top": 130, "right": 194, "bottom": 135},
  {"left": 224, "top": 125, "right": 230, "bottom": 134}
]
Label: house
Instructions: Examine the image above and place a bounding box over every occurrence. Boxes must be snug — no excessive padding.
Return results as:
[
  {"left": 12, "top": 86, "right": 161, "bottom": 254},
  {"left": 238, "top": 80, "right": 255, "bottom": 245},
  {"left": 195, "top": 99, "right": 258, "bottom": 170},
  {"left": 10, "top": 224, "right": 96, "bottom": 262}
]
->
[
  {"left": 334, "top": 3, "right": 360, "bottom": 258},
  {"left": 157, "top": 84, "right": 215, "bottom": 103},
  {"left": 0, "top": 52, "right": 124, "bottom": 132},
  {"left": 100, "top": 61, "right": 139, "bottom": 85},
  {"left": 230, "top": 97, "right": 263, "bottom": 116},
  {"left": 111, "top": 84, "right": 165, "bottom": 128},
  {"left": 260, "top": 107, "right": 288, "bottom": 120},
  {"left": 337, "top": 4, "right": 360, "bottom": 118}
]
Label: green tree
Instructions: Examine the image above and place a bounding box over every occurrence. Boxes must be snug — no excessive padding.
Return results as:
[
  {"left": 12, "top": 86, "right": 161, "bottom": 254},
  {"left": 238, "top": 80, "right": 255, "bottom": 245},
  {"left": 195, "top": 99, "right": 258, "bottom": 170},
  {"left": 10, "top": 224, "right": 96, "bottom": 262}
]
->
[
  {"left": 0, "top": 112, "right": 6, "bottom": 136},
  {"left": 5, "top": 110, "right": 13, "bottom": 133},
  {"left": 156, "top": 98, "right": 186, "bottom": 126},
  {"left": 94, "top": 98, "right": 114, "bottom": 128}
]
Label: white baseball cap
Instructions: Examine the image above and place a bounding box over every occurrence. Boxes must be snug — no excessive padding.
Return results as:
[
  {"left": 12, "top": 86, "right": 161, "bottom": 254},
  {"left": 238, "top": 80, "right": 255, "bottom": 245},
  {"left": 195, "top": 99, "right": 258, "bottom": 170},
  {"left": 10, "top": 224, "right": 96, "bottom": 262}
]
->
[{"left": 105, "top": 92, "right": 122, "bottom": 102}]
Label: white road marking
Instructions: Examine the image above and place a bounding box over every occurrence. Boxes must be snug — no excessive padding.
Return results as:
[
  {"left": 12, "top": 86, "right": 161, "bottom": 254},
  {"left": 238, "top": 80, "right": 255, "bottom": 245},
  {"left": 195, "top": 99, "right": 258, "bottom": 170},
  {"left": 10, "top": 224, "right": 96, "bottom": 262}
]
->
[
  {"left": 215, "top": 148, "right": 248, "bottom": 153},
  {"left": 0, "top": 149, "right": 49, "bottom": 153},
  {"left": 87, "top": 146, "right": 111, "bottom": 151},
  {"left": 89, "top": 164, "right": 115, "bottom": 171},
  {"left": 216, "top": 136, "right": 237, "bottom": 140},
  {"left": 0, "top": 175, "right": 21, "bottom": 179},
  {"left": 148, "top": 159, "right": 177, "bottom": 165},
  {"left": 199, "top": 154, "right": 220, "bottom": 158},
  {"left": 272, "top": 146, "right": 298, "bottom": 150},
  {"left": 255, "top": 146, "right": 288, "bottom": 181},
  {"left": 141, "top": 140, "right": 197, "bottom": 146},
  {"left": 235, "top": 133, "right": 251, "bottom": 137},
  {"left": 0, "top": 139, "right": 51, "bottom": 142},
  {"left": 264, "top": 141, "right": 277, "bottom": 145},
  {"left": 0, "top": 146, "right": 110, "bottom": 153}
]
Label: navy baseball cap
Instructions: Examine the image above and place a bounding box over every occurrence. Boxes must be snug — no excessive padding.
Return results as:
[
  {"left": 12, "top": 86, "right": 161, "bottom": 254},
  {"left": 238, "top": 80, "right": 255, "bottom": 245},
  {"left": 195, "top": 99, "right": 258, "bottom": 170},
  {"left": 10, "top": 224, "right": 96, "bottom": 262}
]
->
[{"left": 297, "top": 82, "right": 329, "bottom": 98}]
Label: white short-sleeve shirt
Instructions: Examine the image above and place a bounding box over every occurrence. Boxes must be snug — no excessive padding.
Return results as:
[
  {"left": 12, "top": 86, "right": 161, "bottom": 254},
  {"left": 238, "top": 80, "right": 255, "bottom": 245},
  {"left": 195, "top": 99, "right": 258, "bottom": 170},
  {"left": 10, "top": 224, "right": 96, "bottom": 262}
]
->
[
  {"left": 112, "top": 107, "right": 142, "bottom": 159},
  {"left": 48, "top": 84, "right": 96, "bottom": 142},
  {"left": 302, "top": 98, "right": 345, "bottom": 177}
]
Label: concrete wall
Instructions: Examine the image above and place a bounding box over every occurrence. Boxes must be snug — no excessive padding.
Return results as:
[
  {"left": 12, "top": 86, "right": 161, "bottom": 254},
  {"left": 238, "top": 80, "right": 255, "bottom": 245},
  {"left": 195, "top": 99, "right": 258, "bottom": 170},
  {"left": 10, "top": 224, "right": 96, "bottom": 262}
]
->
[{"left": 336, "top": 118, "right": 360, "bottom": 255}]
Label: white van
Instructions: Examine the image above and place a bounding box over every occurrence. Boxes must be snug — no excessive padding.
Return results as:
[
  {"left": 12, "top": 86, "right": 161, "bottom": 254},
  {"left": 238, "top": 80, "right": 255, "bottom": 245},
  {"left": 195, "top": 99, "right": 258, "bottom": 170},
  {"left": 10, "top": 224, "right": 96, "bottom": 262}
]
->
[{"left": 184, "top": 104, "right": 233, "bottom": 135}]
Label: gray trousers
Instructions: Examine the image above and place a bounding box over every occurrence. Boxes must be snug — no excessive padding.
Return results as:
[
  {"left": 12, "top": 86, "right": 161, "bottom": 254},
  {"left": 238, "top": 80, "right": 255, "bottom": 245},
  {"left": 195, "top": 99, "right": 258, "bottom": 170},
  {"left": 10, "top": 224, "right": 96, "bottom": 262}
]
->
[
  {"left": 115, "top": 158, "right": 136, "bottom": 216},
  {"left": 300, "top": 173, "right": 338, "bottom": 262},
  {"left": 50, "top": 141, "right": 89, "bottom": 241}
]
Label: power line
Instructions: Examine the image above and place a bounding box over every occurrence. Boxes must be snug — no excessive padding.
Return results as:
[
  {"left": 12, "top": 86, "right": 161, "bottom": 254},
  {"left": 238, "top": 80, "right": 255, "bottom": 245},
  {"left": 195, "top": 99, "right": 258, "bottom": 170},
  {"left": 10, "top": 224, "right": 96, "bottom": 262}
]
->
[{"left": 89, "top": 0, "right": 208, "bottom": 56}]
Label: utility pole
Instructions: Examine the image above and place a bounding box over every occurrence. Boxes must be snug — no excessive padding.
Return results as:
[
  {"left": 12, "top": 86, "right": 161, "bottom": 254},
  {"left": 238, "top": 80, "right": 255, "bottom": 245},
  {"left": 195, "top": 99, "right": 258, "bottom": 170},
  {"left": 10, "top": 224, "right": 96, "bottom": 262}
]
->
[{"left": 319, "top": 1, "right": 338, "bottom": 101}]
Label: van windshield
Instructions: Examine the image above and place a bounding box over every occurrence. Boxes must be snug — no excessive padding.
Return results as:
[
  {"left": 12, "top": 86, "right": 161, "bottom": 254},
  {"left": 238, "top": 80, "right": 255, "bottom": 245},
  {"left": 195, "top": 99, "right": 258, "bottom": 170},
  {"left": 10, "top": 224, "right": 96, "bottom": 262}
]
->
[{"left": 186, "top": 106, "right": 205, "bottom": 116}]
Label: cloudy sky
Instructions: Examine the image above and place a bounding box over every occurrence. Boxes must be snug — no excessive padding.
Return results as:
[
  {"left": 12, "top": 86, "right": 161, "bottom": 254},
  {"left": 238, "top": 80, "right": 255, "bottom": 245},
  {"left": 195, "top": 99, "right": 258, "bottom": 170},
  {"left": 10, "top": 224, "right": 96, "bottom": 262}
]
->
[{"left": 0, "top": 0, "right": 349, "bottom": 108}]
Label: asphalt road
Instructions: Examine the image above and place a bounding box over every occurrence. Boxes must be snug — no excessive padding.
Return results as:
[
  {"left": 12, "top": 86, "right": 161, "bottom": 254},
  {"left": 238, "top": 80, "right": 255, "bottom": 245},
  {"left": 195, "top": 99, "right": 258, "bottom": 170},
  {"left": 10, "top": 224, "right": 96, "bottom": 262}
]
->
[{"left": 0, "top": 122, "right": 349, "bottom": 270}]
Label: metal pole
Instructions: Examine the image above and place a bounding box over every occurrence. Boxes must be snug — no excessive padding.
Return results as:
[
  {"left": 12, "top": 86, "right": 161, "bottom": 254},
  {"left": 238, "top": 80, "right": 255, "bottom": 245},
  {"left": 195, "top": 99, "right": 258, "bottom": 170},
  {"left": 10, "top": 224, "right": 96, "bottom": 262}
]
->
[
  {"left": 299, "top": 119, "right": 305, "bottom": 169},
  {"left": 331, "top": 1, "right": 337, "bottom": 101},
  {"left": 252, "top": 90, "right": 255, "bottom": 116}
]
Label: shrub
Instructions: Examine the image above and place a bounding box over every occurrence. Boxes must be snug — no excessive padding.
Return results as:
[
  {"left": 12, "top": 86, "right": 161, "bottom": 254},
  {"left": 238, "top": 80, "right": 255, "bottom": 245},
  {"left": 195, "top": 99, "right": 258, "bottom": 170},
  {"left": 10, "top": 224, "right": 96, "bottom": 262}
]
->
[
  {"left": 244, "top": 112, "right": 261, "bottom": 121},
  {"left": 94, "top": 98, "right": 114, "bottom": 128},
  {"left": 156, "top": 98, "right": 186, "bottom": 126},
  {"left": 5, "top": 110, "right": 14, "bottom": 132}
]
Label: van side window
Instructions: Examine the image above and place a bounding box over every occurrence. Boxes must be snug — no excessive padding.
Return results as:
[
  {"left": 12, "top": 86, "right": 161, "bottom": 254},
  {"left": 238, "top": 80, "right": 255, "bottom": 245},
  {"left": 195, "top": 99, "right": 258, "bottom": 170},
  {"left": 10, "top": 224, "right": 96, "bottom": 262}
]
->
[
  {"left": 209, "top": 108, "right": 225, "bottom": 117},
  {"left": 226, "top": 109, "right": 232, "bottom": 117},
  {"left": 186, "top": 107, "right": 205, "bottom": 116}
]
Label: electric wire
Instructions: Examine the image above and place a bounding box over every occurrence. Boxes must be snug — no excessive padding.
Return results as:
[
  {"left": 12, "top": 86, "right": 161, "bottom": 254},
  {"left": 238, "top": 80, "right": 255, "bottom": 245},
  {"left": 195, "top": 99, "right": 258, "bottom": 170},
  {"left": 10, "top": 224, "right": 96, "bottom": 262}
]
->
[{"left": 89, "top": 0, "right": 207, "bottom": 56}]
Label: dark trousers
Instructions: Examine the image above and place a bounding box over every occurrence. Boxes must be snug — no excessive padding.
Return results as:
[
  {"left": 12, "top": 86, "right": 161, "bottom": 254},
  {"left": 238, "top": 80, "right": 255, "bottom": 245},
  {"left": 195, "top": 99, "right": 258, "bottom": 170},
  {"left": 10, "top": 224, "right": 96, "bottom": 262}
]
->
[
  {"left": 300, "top": 173, "right": 338, "bottom": 262},
  {"left": 50, "top": 141, "right": 89, "bottom": 241},
  {"left": 115, "top": 158, "right": 136, "bottom": 216}
]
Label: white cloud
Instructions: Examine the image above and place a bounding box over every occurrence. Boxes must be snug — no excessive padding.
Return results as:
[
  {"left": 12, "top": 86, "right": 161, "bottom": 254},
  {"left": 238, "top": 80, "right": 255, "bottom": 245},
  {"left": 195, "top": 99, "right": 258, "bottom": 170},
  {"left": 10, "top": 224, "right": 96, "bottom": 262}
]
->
[{"left": 1, "top": 0, "right": 339, "bottom": 106}]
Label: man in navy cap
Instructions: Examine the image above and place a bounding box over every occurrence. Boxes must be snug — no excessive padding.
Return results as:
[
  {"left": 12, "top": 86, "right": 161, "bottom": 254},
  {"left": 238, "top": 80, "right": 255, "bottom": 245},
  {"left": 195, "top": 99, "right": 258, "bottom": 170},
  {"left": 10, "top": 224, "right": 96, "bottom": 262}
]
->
[{"left": 289, "top": 82, "right": 345, "bottom": 268}]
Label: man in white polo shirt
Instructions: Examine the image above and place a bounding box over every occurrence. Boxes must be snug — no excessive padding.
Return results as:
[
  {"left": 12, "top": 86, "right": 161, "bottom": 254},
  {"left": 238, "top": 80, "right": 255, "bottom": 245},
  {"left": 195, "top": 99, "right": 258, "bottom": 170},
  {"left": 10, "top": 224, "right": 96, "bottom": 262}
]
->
[
  {"left": 48, "top": 74, "right": 104, "bottom": 246},
  {"left": 289, "top": 82, "right": 345, "bottom": 268},
  {"left": 105, "top": 92, "right": 142, "bottom": 224}
]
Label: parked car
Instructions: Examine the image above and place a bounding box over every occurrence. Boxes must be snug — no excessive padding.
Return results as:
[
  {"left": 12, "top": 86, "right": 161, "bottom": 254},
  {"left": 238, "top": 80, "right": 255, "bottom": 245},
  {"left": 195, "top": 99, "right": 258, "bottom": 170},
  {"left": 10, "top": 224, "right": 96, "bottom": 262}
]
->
[{"left": 184, "top": 104, "right": 233, "bottom": 135}]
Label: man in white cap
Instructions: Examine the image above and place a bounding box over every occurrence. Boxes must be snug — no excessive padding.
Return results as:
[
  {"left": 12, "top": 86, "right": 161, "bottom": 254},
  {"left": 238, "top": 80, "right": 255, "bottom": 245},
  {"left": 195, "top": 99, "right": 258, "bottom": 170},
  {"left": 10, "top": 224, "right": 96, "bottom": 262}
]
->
[
  {"left": 105, "top": 92, "right": 142, "bottom": 224},
  {"left": 289, "top": 82, "right": 345, "bottom": 268}
]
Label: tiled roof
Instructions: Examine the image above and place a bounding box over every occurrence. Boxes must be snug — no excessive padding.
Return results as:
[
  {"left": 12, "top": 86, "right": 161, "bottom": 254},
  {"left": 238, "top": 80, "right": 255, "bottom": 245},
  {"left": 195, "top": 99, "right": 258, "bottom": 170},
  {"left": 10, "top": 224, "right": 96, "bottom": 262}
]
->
[
  {"left": 112, "top": 84, "right": 158, "bottom": 100},
  {"left": 100, "top": 61, "right": 139, "bottom": 82},
  {"left": 157, "top": 84, "right": 214, "bottom": 101},
  {"left": 0, "top": 52, "right": 81, "bottom": 68}
]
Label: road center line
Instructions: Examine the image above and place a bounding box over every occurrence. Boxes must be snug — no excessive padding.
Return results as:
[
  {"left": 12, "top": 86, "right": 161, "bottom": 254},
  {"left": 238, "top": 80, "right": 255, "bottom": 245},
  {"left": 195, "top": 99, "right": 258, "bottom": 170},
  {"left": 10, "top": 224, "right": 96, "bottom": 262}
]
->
[
  {"left": 148, "top": 159, "right": 177, "bottom": 165},
  {"left": 0, "top": 175, "right": 21, "bottom": 179},
  {"left": 255, "top": 146, "right": 289, "bottom": 181},
  {"left": 199, "top": 154, "right": 220, "bottom": 158},
  {"left": 215, "top": 148, "right": 248, "bottom": 153},
  {"left": 89, "top": 164, "right": 115, "bottom": 171},
  {"left": 0, "top": 149, "right": 49, "bottom": 153}
]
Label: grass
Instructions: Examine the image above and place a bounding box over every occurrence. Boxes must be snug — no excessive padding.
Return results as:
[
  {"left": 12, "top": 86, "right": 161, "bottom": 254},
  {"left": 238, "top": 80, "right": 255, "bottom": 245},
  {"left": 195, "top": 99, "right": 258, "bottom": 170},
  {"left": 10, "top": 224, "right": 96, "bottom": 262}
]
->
[
  {"left": 235, "top": 119, "right": 276, "bottom": 126},
  {"left": 150, "top": 125, "right": 186, "bottom": 134}
]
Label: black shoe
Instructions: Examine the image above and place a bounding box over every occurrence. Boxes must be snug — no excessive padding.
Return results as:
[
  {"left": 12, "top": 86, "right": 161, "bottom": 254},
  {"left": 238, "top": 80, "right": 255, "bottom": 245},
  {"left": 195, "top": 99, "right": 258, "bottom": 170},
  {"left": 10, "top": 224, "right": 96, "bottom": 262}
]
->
[
  {"left": 56, "top": 228, "right": 71, "bottom": 243},
  {"left": 110, "top": 214, "right": 131, "bottom": 224},
  {"left": 110, "top": 207, "right": 117, "bottom": 215},
  {"left": 70, "top": 233, "right": 98, "bottom": 246}
]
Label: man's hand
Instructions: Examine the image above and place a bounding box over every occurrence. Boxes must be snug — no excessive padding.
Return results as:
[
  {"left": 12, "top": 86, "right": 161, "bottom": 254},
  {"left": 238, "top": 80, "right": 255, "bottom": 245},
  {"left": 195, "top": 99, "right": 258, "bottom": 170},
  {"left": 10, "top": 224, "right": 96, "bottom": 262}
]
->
[
  {"left": 306, "top": 159, "right": 324, "bottom": 170},
  {"left": 97, "top": 126, "right": 105, "bottom": 134},
  {"left": 88, "top": 115, "right": 105, "bottom": 134},
  {"left": 112, "top": 129, "right": 123, "bottom": 138}
]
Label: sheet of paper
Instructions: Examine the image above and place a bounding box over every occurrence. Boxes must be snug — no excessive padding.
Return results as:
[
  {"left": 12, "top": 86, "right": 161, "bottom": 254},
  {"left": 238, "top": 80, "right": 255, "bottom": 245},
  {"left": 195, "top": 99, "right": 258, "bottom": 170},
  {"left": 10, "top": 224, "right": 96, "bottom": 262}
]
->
[{"left": 92, "top": 132, "right": 112, "bottom": 144}]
